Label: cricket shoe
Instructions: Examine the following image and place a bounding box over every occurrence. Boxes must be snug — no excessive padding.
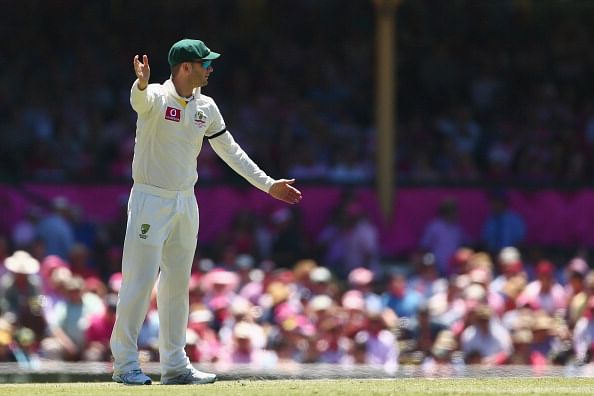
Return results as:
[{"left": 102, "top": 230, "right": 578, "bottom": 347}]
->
[
  {"left": 161, "top": 367, "right": 217, "bottom": 385},
  {"left": 112, "top": 369, "right": 152, "bottom": 385}
]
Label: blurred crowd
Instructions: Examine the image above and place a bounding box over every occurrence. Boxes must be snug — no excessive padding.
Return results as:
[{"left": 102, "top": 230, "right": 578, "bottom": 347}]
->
[
  {"left": 2, "top": 1, "right": 594, "bottom": 185},
  {"left": 3, "top": 237, "right": 594, "bottom": 373},
  {"left": 1, "top": 192, "right": 594, "bottom": 373}
]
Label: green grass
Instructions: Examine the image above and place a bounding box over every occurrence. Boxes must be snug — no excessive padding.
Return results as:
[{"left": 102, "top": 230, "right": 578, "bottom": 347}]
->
[{"left": 1, "top": 378, "right": 594, "bottom": 396}]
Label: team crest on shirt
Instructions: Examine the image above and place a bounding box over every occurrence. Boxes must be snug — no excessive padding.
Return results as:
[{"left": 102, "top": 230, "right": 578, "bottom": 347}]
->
[
  {"left": 193, "top": 110, "right": 207, "bottom": 127},
  {"left": 139, "top": 223, "right": 150, "bottom": 239}
]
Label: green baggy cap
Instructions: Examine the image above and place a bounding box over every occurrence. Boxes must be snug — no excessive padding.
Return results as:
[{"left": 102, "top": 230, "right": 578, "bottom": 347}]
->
[{"left": 168, "top": 38, "right": 221, "bottom": 67}]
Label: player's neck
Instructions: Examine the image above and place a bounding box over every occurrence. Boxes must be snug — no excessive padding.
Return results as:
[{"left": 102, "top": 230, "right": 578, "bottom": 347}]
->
[{"left": 172, "top": 77, "right": 194, "bottom": 99}]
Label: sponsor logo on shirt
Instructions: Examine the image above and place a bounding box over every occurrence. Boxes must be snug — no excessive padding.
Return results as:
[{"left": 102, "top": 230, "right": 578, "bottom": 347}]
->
[{"left": 165, "top": 106, "right": 181, "bottom": 122}]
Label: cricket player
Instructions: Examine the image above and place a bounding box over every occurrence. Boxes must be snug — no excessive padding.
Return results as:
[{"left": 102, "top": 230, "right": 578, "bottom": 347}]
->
[{"left": 110, "top": 38, "right": 302, "bottom": 385}]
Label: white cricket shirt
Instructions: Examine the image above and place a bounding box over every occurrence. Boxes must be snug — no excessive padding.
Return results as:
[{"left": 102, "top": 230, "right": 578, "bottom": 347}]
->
[{"left": 130, "top": 78, "right": 274, "bottom": 192}]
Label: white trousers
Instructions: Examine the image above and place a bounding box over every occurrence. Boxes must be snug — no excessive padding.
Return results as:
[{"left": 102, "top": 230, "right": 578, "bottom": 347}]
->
[{"left": 110, "top": 183, "right": 199, "bottom": 378}]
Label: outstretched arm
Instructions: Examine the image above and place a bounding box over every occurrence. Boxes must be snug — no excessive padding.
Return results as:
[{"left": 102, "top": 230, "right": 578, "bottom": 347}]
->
[
  {"left": 269, "top": 179, "right": 302, "bottom": 205},
  {"left": 208, "top": 131, "right": 302, "bottom": 204}
]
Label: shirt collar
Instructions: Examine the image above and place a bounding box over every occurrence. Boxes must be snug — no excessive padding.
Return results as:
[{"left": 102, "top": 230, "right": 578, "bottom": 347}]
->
[{"left": 165, "top": 77, "right": 201, "bottom": 101}]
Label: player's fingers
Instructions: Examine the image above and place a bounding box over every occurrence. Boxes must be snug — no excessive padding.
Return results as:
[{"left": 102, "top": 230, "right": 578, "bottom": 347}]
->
[
  {"left": 288, "top": 185, "right": 302, "bottom": 196},
  {"left": 285, "top": 187, "right": 302, "bottom": 204},
  {"left": 282, "top": 195, "right": 300, "bottom": 205},
  {"left": 143, "top": 54, "right": 149, "bottom": 68},
  {"left": 285, "top": 178, "right": 295, "bottom": 185},
  {"left": 285, "top": 182, "right": 302, "bottom": 203},
  {"left": 134, "top": 55, "right": 143, "bottom": 71}
]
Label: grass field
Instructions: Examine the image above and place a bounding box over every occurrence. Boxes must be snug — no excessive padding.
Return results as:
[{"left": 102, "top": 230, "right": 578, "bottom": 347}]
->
[{"left": 1, "top": 378, "right": 594, "bottom": 396}]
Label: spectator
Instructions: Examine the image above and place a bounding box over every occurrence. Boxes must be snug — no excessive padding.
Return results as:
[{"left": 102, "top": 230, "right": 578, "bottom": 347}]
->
[
  {"left": 84, "top": 293, "right": 118, "bottom": 361},
  {"left": 408, "top": 252, "right": 442, "bottom": 299},
  {"left": 215, "top": 211, "right": 258, "bottom": 261},
  {"left": 306, "top": 295, "right": 346, "bottom": 364},
  {"left": 489, "top": 247, "right": 526, "bottom": 295},
  {"left": 68, "top": 243, "right": 100, "bottom": 279},
  {"left": 508, "top": 329, "right": 533, "bottom": 365},
  {"left": 382, "top": 272, "right": 424, "bottom": 319},
  {"left": 218, "top": 321, "right": 277, "bottom": 368},
  {"left": 528, "top": 311, "right": 556, "bottom": 366},
  {"left": 264, "top": 281, "right": 296, "bottom": 327},
  {"left": 202, "top": 269, "right": 239, "bottom": 302},
  {"left": 39, "top": 255, "right": 69, "bottom": 295},
  {"left": 481, "top": 191, "right": 526, "bottom": 254},
  {"left": 69, "top": 205, "right": 97, "bottom": 250},
  {"left": 435, "top": 105, "right": 482, "bottom": 166},
  {"left": 233, "top": 254, "right": 255, "bottom": 289},
  {"left": 308, "top": 267, "right": 337, "bottom": 298},
  {"left": 306, "top": 295, "right": 335, "bottom": 328},
  {"left": 499, "top": 275, "right": 527, "bottom": 316},
  {"left": 408, "top": 303, "right": 448, "bottom": 360},
  {"left": 420, "top": 198, "right": 468, "bottom": 276},
  {"left": 187, "top": 305, "right": 220, "bottom": 363},
  {"left": 0, "top": 318, "right": 17, "bottom": 362},
  {"left": 11, "top": 327, "right": 40, "bottom": 369},
  {"left": 358, "top": 306, "right": 399, "bottom": 374},
  {"left": 184, "top": 329, "right": 201, "bottom": 363},
  {"left": 107, "top": 271, "right": 123, "bottom": 294},
  {"left": 218, "top": 296, "right": 266, "bottom": 350},
  {"left": 327, "top": 145, "right": 372, "bottom": 184},
  {"left": 314, "top": 315, "right": 347, "bottom": 364},
  {"left": 267, "top": 207, "right": 306, "bottom": 268},
  {"left": 460, "top": 304, "right": 512, "bottom": 365},
  {"left": 40, "top": 266, "right": 72, "bottom": 326},
  {"left": 448, "top": 247, "right": 475, "bottom": 276},
  {"left": 292, "top": 258, "right": 318, "bottom": 299},
  {"left": 43, "top": 276, "right": 104, "bottom": 360},
  {"left": 287, "top": 145, "right": 329, "bottom": 181},
  {"left": 467, "top": 264, "right": 505, "bottom": 316},
  {"left": 427, "top": 275, "right": 467, "bottom": 334},
  {"left": 564, "top": 258, "right": 589, "bottom": 327},
  {"left": 238, "top": 269, "right": 265, "bottom": 307},
  {"left": 85, "top": 277, "right": 108, "bottom": 299},
  {"left": 0, "top": 237, "right": 9, "bottom": 279},
  {"left": 0, "top": 251, "right": 45, "bottom": 338},
  {"left": 11, "top": 207, "right": 42, "bottom": 250},
  {"left": 346, "top": 267, "right": 383, "bottom": 310},
  {"left": 517, "top": 260, "right": 566, "bottom": 316},
  {"left": 317, "top": 203, "right": 380, "bottom": 279},
  {"left": 341, "top": 290, "right": 368, "bottom": 338},
  {"left": 103, "top": 247, "right": 124, "bottom": 278},
  {"left": 421, "top": 330, "right": 462, "bottom": 375},
  {"left": 36, "top": 197, "right": 75, "bottom": 260},
  {"left": 568, "top": 270, "right": 594, "bottom": 329},
  {"left": 137, "top": 287, "right": 160, "bottom": 362},
  {"left": 274, "top": 312, "right": 316, "bottom": 365},
  {"left": 573, "top": 296, "right": 594, "bottom": 364}
]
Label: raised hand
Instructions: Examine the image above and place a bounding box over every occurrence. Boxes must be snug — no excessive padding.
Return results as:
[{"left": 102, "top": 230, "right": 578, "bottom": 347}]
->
[
  {"left": 133, "top": 54, "right": 151, "bottom": 90},
  {"left": 269, "top": 179, "right": 303, "bottom": 205}
]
